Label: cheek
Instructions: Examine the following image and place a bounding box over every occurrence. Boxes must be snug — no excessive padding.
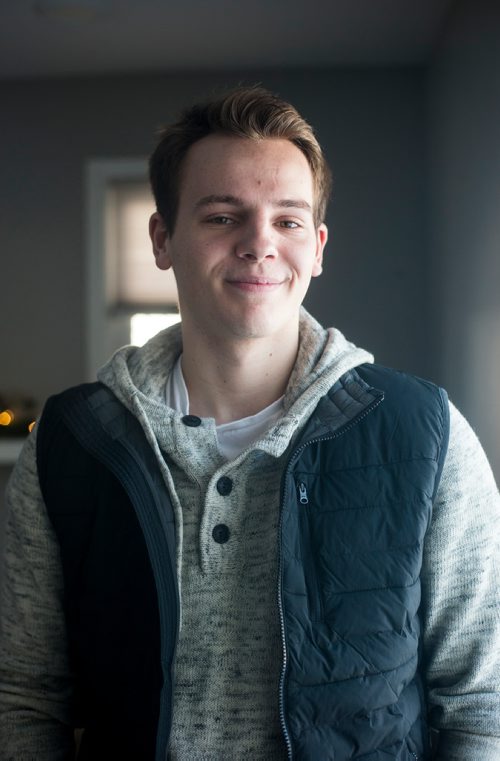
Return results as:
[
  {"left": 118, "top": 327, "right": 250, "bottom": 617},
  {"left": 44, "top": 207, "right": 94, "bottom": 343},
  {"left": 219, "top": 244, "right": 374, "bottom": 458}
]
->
[
  {"left": 290, "top": 246, "right": 318, "bottom": 278},
  {"left": 173, "top": 257, "right": 213, "bottom": 297}
]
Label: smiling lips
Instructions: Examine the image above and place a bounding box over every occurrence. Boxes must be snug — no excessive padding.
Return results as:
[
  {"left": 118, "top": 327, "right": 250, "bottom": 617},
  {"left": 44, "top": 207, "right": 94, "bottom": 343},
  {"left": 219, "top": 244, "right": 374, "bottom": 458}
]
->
[{"left": 226, "top": 276, "right": 285, "bottom": 292}]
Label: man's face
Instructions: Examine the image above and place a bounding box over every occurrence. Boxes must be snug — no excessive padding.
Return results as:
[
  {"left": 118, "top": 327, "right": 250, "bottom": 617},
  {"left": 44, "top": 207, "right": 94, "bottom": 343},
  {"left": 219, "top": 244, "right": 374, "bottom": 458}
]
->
[{"left": 150, "top": 134, "right": 327, "bottom": 345}]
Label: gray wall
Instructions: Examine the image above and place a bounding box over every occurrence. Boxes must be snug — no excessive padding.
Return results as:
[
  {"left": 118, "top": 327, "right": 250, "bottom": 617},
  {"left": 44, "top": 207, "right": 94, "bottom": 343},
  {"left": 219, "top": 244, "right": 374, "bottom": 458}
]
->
[{"left": 429, "top": 0, "right": 500, "bottom": 478}]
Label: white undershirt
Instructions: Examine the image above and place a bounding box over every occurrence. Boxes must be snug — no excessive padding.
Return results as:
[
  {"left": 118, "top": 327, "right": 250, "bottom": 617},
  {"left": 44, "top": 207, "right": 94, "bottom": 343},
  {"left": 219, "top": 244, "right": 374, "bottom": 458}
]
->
[{"left": 165, "top": 356, "right": 284, "bottom": 460}]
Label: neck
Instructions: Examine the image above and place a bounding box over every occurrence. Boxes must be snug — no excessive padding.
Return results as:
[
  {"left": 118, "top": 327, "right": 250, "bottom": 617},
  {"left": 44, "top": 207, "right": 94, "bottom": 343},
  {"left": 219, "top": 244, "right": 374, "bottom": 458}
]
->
[{"left": 180, "top": 327, "right": 299, "bottom": 425}]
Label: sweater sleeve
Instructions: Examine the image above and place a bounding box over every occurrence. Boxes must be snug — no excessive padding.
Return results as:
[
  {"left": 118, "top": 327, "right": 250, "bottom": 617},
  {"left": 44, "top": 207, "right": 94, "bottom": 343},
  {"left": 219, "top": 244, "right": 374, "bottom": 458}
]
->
[
  {"left": 421, "top": 400, "right": 500, "bottom": 761},
  {"left": 0, "top": 428, "right": 75, "bottom": 759}
]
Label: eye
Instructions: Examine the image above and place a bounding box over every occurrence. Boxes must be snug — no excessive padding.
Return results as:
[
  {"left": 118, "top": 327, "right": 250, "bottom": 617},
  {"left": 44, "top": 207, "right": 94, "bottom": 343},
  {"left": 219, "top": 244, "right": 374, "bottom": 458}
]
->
[
  {"left": 279, "top": 220, "right": 301, "bottom": 229},
  {"left": 207, "top": 215, "right": 235, "bottom": 225}
]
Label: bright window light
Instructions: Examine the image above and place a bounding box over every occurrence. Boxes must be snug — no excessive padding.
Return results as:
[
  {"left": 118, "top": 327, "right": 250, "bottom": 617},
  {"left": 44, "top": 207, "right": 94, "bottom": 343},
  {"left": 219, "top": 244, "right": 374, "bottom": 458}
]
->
[{"left": 130, "top": 313, "right": 181, "bottom": 347}]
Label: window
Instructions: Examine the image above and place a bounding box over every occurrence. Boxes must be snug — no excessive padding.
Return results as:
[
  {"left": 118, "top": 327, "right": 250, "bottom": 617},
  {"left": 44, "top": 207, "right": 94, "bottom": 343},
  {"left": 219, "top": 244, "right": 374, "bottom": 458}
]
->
[{"left": 85, "top": 159, "right": 179, "bottom": 379}]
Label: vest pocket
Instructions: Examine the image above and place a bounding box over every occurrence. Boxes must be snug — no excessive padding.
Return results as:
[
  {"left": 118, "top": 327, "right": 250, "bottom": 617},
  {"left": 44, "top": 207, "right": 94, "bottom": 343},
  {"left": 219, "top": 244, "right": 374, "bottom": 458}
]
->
[{"left": 297, "top": 480, "right": 324, "bottom": 622}]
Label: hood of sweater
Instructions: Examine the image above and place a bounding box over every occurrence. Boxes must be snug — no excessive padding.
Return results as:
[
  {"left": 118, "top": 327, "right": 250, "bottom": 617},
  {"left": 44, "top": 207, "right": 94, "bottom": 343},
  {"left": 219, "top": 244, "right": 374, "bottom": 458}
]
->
[{"left": 97, "top": 308, "right": 373, "bottom": 461}]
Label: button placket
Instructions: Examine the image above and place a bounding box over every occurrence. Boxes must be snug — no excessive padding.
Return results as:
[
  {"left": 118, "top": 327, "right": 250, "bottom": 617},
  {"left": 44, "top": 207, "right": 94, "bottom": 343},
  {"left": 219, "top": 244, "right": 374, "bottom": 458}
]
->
[
  {"left": 210, "top": 476, "right": 233, "bottom": 544},
  {"left": 201, "top": 468, "right": 243, "bottom": 570}
]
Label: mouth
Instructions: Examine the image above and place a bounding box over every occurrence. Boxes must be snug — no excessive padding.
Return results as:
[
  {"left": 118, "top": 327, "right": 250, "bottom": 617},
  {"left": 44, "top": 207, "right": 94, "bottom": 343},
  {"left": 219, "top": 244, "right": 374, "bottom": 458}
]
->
[{"left": 225, "top": 276, "right": 284, "bottom": 292}]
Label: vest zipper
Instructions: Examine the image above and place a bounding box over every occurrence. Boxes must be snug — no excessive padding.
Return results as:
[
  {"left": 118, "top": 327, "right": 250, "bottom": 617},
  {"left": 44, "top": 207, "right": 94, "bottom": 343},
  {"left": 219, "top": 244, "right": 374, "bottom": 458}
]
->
[
  {"left": 277, "top": 391, "right": 384, "bottom": 760},
  {"left": 298, "top": 482, "right": 309, "bottom": 504}
]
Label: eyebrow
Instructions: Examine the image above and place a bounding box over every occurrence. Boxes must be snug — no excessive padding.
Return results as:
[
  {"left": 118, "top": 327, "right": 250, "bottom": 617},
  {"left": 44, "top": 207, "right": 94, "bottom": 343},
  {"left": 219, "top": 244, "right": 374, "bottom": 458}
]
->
[{"left": 194, "top": 194, "right": 312, "bottom": 212}]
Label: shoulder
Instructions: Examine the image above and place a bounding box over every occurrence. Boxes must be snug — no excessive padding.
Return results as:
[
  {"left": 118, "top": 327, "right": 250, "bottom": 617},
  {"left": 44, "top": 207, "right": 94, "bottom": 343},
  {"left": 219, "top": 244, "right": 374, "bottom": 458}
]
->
[
  {"left": 40, "top": 381, "right": 106, "bottom": 417},
  {"left": 355, "top": 362, "right": 447, "bottom": 403},
  {"left": 351, "top": 363, "right": 449, "bottom": 436}
]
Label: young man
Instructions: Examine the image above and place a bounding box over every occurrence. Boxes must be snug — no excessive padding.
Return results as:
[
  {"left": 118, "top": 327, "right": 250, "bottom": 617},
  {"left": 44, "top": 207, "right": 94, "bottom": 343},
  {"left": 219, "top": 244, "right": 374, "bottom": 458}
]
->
[{"left": 0, "top": 87, "right": 499, "bottom": 761}]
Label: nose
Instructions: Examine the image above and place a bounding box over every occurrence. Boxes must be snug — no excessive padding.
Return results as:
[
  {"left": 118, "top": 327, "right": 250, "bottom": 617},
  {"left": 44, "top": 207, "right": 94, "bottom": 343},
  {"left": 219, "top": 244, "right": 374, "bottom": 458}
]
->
[{"left": 234, "top": 220, "right": 277, "bottom": 262}]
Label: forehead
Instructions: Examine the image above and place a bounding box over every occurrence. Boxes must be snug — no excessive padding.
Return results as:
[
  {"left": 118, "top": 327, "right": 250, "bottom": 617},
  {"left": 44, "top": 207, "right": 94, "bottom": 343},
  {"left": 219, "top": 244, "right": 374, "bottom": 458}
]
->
[{"left": 179, "top": 134, "right": 315, "bottom": 203}]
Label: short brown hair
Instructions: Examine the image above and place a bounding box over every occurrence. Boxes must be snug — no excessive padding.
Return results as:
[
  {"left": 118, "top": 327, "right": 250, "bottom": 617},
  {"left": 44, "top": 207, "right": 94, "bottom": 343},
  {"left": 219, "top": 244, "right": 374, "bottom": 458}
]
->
[{"left": 149, "top": 85, "right": 332, "bottom": 234}]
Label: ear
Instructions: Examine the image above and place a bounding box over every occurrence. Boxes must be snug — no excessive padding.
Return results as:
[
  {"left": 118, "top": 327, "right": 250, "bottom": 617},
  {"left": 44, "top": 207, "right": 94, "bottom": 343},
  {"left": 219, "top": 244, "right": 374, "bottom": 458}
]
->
[
  {"left": 312, "top": 223, "right": 328, "bottom": 278},
  {"left": 149, "top": 212, "right": 172, "bottom": 271}
]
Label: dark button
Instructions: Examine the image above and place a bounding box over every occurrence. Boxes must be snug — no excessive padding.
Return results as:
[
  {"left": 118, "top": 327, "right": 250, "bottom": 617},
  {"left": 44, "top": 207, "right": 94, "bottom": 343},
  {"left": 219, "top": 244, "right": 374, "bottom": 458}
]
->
[
  {"left": 212, "top": 524, "right": 230, "bottom": 544},
  {"left": 181, "top": 415, "right": 202, "bottom": 427},
  {"left": 216, "top": 476, "right": 233, "bottom": 496}
]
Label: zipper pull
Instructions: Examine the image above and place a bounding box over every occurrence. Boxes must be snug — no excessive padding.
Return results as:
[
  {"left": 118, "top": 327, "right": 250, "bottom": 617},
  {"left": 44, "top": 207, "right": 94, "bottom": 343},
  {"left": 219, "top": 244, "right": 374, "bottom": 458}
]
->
[{"left": 298, "top": 482, "right": 309, "bottom": 505}]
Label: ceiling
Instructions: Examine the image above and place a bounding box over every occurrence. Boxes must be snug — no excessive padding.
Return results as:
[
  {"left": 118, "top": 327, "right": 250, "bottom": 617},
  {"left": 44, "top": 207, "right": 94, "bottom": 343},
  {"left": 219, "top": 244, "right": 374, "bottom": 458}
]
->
[{"left": 1, "top": 0, "right": 456, "bottom": 81}]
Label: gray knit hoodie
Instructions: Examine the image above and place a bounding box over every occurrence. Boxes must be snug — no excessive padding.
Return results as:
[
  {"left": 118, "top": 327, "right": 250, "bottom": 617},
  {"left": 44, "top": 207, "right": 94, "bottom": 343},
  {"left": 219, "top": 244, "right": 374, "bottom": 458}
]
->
[{"left": 1, "top": 310, "right": 499, "bottom": 760}]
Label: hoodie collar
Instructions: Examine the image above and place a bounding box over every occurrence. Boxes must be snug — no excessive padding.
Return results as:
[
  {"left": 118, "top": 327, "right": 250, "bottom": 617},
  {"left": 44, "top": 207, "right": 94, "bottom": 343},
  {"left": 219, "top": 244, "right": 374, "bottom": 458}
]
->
[{"left": 97, "top": 308, "right": 374, "bottom": 459}]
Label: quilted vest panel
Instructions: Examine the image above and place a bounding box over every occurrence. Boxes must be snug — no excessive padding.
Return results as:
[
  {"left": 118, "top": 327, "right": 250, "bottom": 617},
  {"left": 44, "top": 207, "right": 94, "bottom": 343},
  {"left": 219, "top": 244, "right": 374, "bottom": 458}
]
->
[{"left": 280, "top": 364, "right": 449, "bottom": 760}]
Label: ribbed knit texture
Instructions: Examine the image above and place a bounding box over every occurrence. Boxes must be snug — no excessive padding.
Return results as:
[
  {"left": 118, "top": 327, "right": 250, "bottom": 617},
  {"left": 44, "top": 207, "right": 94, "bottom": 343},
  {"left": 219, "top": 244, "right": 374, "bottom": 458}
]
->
[{"left": 1, "top": 309, "right": 499, "bottom": 760}]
